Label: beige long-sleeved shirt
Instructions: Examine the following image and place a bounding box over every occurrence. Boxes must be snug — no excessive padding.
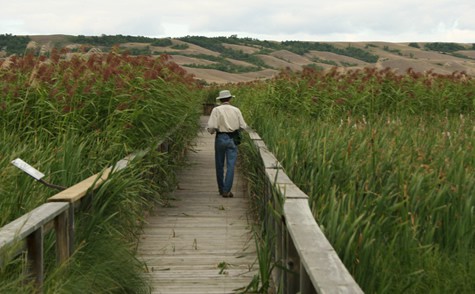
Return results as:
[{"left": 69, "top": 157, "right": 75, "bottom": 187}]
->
[{"left": 206, "top": 103, "right": 248, "bottom": 134}]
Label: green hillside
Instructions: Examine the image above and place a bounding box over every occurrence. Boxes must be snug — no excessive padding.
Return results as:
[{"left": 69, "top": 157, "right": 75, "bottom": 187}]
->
[{"left": 2, "top": 34, "right": 475, "bottom": 83}]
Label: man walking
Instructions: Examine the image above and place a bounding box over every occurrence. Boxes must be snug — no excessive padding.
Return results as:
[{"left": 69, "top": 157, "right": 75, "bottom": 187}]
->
[{"left": 207, "top": 90, "right": 248, "bottom": 198}]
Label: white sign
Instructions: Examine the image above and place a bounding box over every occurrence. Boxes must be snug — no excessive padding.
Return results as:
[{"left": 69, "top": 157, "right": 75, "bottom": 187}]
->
[{"left": 11, "top": 158, "right": 45, "bottom": 181}]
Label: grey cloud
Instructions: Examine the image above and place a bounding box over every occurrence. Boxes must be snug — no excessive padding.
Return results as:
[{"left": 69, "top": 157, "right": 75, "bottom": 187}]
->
[{"left": 1, "top": 0, "right": 474, "bottom": 42}]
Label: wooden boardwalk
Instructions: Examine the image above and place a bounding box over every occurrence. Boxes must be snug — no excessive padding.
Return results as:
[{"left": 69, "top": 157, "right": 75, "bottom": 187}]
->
[{"left": 138, "top": 117, "right": 258, "bottom": 294}]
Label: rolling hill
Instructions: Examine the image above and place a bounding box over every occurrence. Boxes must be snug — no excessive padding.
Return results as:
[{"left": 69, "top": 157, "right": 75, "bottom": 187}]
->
[{"left": 2, "top": 34, "right": 475, "bottom": 84}]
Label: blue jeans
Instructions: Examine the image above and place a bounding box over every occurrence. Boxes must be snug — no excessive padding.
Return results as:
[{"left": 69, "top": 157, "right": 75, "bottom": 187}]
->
[{"left": 215, "top": 133, "right": 238, "bottom": 194}]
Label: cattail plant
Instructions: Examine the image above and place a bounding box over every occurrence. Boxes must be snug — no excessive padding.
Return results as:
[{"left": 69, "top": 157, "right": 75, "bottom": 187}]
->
[
  {"left": 0, "top": 51, "right": 203, "bottom": 292},
  {"left": 234, "top": 67, "right": 475, "bottom": 293}
]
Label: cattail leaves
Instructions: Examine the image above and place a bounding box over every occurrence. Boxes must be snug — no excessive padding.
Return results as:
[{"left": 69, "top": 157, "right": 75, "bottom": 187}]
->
[
  {"left": 0, "top": 52, "right": 202, "bottom": 292},
  {"left": 234, "top": 68, "right": 475, "bottom": 293}
]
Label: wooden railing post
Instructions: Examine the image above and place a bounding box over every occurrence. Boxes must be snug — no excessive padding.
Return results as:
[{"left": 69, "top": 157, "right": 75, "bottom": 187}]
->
[
  {"left": 300, "top": 264, "right": 316, "bottom": 294},
  {"left": 159, "top": 140, "right": 169, "bottom": 153},
  {"left": 273, "top": 212, "right": 284, "bottom": 291},
  {"left": 26, "top": 227, "right": 44, "bottom": 291},
  {"left": 67, "top": 205, "right": 75, "bottom": 257},
  {"left": 285, "top": 230, "right": 300, "bottom": 294},
  {"left": 54, "top": 209, "right": 70, "bottom": 264}
]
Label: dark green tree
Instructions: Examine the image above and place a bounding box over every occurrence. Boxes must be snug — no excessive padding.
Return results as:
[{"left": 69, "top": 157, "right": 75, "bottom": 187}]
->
[{"left": 0, "top": 34, "right": 31, "bottom": 55}]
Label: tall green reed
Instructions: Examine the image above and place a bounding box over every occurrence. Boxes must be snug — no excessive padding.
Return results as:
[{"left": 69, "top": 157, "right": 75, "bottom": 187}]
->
[
  {"left": 1, "top": 51, "right": 202, "bottom": 292},
  {"left": 232, "top": 68, "right": 475, "bottom": 293}
]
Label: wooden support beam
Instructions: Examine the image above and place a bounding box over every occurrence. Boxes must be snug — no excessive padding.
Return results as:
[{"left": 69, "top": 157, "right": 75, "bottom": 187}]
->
[
  {"left": 285, "top": 229, "right": 300, "bottom": 294},
  {"left": 54, "top": 210, "right": 70, "bottom": 264},
  {"left": 300, "top": 264, "right": 316, "bottom": 294},
  {"left": 26, "top": 227, "right": 44, "bottom": 290}
]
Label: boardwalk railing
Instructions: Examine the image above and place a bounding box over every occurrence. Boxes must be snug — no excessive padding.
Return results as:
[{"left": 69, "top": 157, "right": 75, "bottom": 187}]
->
[
  {"left": 0, "top": 202, "right": 70, "bottom": 288},
  {"left": 0, "top": 127, "right": 180, "bottom": 290},
  {"left": 247, "top": 129, "right": 364, "bottom": 294}
]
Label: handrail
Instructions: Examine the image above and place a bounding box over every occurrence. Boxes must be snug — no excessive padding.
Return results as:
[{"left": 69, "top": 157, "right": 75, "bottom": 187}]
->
[
  {"left": 0, "top": 202, "right": 70, "bottom": 290},
  {"left": 247, "top": 129, "right": 364, "bottom": 294},
  {"left": 47, "top": 167, "right": 112, "bottom": 203}
]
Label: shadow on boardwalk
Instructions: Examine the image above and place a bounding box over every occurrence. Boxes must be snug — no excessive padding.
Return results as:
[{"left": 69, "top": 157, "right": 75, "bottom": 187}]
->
[{"left": 138, "top": 116, "right": 258, "bottom": 294}]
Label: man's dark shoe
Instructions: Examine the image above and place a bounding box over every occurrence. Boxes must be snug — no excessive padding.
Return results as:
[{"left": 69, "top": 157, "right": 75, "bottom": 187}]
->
[{"left": 222, "top": 192, "right": 234, "bottom": 198}]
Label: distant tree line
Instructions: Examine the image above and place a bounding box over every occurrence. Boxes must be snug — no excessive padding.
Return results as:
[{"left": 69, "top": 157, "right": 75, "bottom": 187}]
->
[
  {"left": 424, "top": 42, "right": 467, "bottom": 52},
  {"left": 69, "top": 34, "right": 159, "bottom": 46},
  {"left": 171, "top": 43, "right": 189, "bottom": 50},
  {"left": 178, "top": 36, "right": 227, "bottom": 52},
  {"left": 0, "top": 34, "right": 31, "bottom": 55},
  {"left": 150, "top": 38, "right": 173, "bottom": 47}
]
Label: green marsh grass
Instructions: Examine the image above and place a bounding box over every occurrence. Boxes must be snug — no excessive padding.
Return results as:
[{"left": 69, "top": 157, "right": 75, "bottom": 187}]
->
[
  {"left": 0, "top": 51, "right": 203, "bottom": 292},
  {"left": 233, "top": 67, "right": 475, "bottom": 293},
  {"left": 239, "top": 136, "right": 284, "bottom": 293}
]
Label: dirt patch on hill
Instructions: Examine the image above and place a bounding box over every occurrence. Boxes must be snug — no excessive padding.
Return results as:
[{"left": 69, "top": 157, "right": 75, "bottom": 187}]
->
[
  {"left": 222, "top": 43, "right": 261, "bottom": 54},
  {"left": 377, "top": 59, "right": 448, "bottom": 74},
  {"left": 270, "top": 50, "right": 313, "bottom": 65},
  {"left": 151, "top": 39, "right": 219, "bottom": 57},
  {"left": 183, "top": 67, "right": 278, "bottom": 84},
  {"left": 439, "top": 60, "right": 475, "bottom": 75},
  {"left": 225, "top": 58, "right": 256, "bottom": 68},
  {"left": 257, "top": 54, "right": 303, "bottom": 71},
  {"left": 169, "top": 55, "right": 216, "bottom": 66},
  {"left": 121, "top": 42, "right": 149, "bottom": 48},
  {"left": 305, "top": 51, "right": 368, "bottom": 66},
  {"left": 171, "top": 55, "right": 256, "bottom": 70},
  {"left": 459, "top": 50, "right": 475, "bottom": 58}
]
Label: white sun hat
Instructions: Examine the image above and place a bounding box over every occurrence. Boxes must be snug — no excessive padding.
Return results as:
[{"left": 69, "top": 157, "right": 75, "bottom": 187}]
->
[{"left": 216, "top": 90, "right": 235, "bottom": 100}]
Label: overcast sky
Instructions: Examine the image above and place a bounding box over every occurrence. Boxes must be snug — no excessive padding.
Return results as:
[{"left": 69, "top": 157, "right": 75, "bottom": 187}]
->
[{"left": 1, "top": 0, "right": 474, "bottom": 43}]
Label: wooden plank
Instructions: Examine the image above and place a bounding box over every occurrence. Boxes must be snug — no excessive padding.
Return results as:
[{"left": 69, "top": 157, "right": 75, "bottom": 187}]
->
[
  {"left": 114, "top": 153, "right": 137, "bottom": 171},
  {"left": 0, "top": 202, "right": 69, "bottom": 250},
  {"left": 277, "top": 184, "right": 309, "bottom": 200},
  {"left": 47, "top": 168, "right": 111, "bottom": 203},
  {"left": 253, "top": 142, "right": 281, "bottom": 169},
  {"left": 264, "top": 169, "right": 308, "bottom": 200},
  {"left": 138, "top": 247, "right": 256, "bottom": 256},
  {"left": 265, "top": 168, "right": 293, "bottom": 185},
  {"left": 247, "top": 129, "right": 262, "bottom": 141}
]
